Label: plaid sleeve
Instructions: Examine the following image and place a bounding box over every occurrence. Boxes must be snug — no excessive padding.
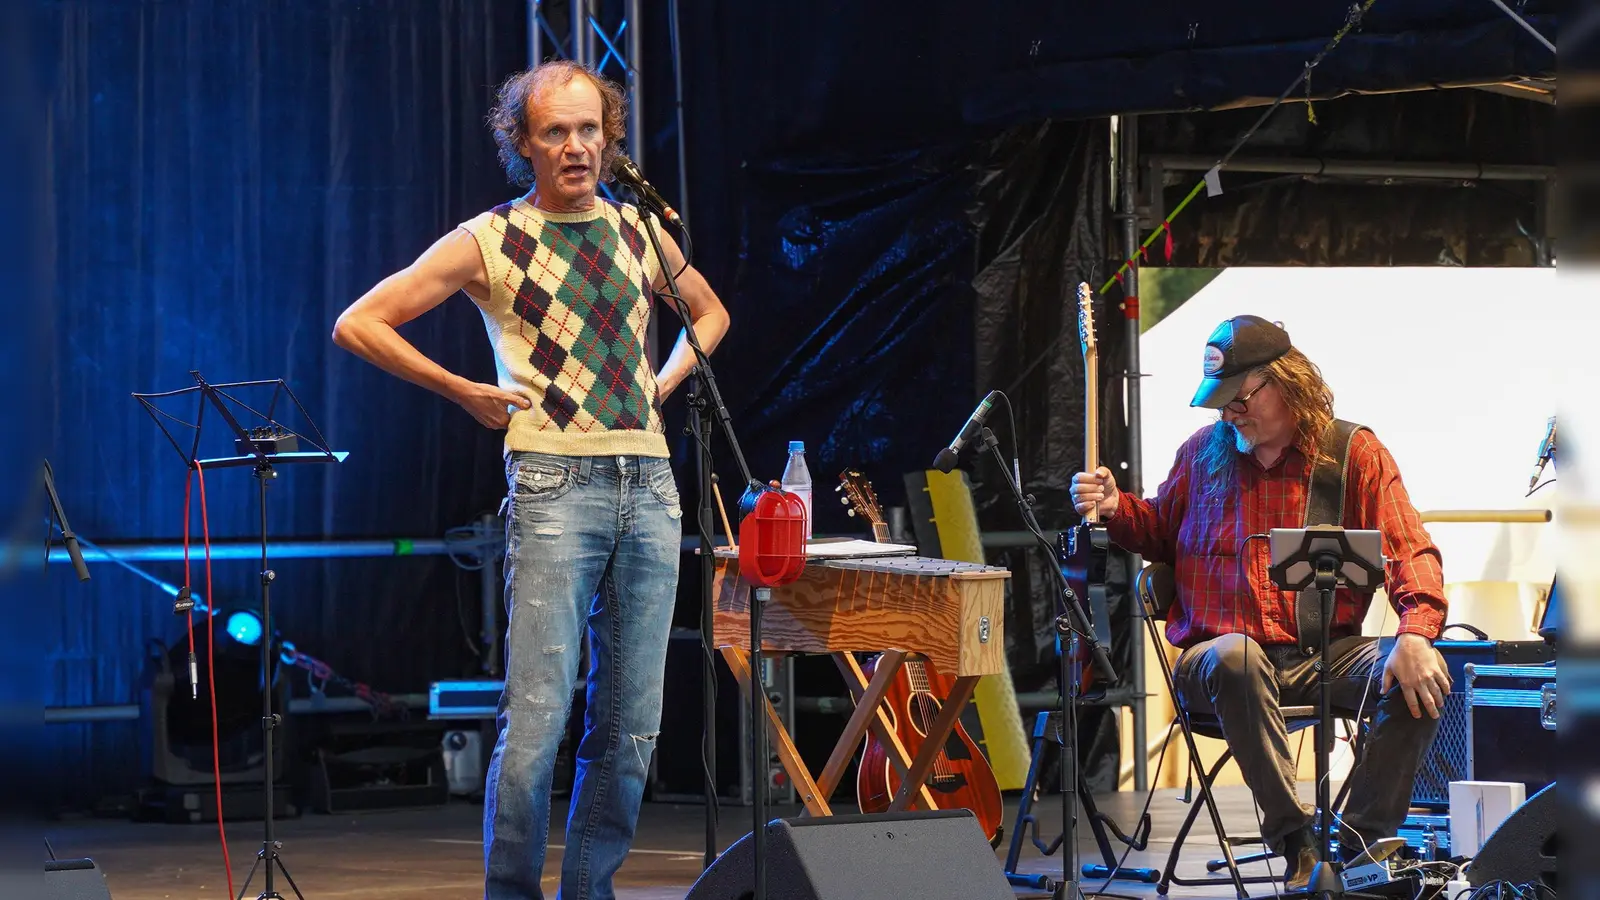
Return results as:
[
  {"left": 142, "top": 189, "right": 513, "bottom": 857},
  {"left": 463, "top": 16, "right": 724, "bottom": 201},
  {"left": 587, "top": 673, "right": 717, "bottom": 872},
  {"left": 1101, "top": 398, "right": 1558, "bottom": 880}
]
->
[
  {"left": 1107, "top": 434, "right": 1195, "bottom": 565},
  {"left": 1347, "top": 430, "right": 1447, "bottom": 640}
]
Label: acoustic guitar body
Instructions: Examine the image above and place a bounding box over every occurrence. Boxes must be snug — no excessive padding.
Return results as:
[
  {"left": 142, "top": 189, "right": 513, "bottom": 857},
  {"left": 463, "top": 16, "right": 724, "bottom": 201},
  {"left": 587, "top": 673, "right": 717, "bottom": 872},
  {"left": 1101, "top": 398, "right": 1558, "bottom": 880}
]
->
[{"left": 854, "top": 653, "right": 1004, "bottom": 847}]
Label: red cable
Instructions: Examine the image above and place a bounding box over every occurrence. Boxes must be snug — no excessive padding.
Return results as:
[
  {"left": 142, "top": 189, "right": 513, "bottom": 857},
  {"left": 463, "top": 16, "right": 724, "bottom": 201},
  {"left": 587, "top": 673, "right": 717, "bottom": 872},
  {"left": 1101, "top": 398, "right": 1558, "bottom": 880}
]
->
[
  {"left": 194, "top": 461, "right": 236, "bottom": 900},
  {"left": 183, "top": 471, "right": 195, "bottom": 664}
]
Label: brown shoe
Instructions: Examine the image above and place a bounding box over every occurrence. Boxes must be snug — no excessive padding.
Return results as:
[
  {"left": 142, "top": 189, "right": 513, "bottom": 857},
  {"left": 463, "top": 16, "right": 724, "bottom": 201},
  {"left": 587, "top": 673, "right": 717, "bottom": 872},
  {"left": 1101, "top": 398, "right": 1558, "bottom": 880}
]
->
[{"left": 1282, "top": 826, "right": 1321, "bottom": 892}]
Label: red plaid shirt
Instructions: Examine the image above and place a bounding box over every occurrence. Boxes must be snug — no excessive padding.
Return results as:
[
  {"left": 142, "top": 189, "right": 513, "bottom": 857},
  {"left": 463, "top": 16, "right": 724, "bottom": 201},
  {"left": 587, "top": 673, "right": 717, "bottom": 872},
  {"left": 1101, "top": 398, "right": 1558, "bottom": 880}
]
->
[{"left": 1108, "top": 425, "right": 1447, "bottom": 649}]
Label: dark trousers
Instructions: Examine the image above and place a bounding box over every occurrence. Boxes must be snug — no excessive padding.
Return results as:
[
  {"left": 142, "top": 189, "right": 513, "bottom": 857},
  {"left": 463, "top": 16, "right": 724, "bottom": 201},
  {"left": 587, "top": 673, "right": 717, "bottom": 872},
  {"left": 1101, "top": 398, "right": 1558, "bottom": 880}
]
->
[{"left": 1172, "top": 633, "right": 1439, "bottom": 854}]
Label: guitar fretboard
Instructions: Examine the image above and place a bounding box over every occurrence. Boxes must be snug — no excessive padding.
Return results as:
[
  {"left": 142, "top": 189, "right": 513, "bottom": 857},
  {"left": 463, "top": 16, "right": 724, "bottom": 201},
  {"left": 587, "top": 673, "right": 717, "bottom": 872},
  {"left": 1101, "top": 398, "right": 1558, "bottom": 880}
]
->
[{"left": 907, "top": 658, "right": 931, "bottom": 694}]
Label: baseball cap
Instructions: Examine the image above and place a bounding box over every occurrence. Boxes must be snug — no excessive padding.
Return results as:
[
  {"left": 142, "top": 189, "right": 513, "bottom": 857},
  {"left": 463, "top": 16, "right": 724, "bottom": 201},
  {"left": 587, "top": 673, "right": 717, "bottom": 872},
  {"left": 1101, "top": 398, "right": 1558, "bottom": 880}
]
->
[{"left": 1190, "top": 315, "right": 1292, "bottom": 409}]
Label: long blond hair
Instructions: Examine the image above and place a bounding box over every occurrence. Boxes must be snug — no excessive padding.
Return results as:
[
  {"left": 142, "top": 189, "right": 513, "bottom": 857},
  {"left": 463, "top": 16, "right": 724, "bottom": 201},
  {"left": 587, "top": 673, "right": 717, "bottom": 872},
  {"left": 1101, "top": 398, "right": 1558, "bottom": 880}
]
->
[{"left": 1194, "top": 347, "right": 1337, "bottom": 503}]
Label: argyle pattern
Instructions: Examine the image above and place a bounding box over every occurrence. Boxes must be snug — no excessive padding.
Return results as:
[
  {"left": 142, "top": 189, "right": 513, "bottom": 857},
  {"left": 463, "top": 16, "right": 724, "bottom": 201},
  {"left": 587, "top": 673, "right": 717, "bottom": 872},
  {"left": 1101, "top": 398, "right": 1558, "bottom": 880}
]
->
[{"left": 461, "top": 198, "right": 668, "bottom": 458}]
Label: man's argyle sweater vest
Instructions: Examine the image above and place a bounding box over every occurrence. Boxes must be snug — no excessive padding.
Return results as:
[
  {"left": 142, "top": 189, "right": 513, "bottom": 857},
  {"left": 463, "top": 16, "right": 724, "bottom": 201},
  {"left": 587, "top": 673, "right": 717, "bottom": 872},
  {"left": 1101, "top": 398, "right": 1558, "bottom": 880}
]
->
[{"left": 460, "top": 197, "right": 667, "bottom": 458}]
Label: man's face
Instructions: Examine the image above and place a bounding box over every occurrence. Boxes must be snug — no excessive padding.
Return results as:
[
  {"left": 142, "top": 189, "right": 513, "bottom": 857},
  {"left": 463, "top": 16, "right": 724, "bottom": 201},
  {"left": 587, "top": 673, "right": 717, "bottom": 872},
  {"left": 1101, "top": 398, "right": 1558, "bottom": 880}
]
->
[
  {"left": 1220, "top": 372, "right": 1293, "bottom": 452},
  {"left": 522, "top": 76, "right": 605, "bottom": 210}
]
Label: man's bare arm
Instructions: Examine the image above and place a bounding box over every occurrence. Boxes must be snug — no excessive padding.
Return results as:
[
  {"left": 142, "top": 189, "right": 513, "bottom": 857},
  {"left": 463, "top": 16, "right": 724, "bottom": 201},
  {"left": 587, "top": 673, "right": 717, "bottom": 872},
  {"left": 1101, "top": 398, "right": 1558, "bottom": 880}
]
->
[
  {"left": 332, "top": 229, "right": 530, "bottom": 428},
  {"left": 650, "top": 227, "right": 731, "bottom": 400}
]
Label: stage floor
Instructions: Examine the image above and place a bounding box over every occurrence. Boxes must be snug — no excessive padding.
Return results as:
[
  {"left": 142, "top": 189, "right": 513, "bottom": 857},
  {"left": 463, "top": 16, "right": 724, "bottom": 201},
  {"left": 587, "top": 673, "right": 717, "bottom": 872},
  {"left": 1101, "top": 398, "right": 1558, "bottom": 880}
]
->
[{"left": 47, "top": 784, "right": 1310, "bottom": 899}]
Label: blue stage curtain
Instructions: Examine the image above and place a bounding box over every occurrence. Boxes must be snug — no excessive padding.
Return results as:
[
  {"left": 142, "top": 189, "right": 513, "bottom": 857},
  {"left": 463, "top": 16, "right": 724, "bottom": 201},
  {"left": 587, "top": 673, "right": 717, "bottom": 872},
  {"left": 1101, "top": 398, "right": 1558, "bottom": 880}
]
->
[{"left": 45, "top": 0, "right": 528, "bottom": 811}]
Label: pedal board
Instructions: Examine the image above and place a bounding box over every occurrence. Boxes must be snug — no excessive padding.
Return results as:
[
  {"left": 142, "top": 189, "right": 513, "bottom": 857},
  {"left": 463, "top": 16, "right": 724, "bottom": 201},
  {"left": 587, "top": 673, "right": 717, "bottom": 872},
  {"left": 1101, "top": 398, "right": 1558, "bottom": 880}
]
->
[
  {"left": 1342, "top": 863, "right": 1447, "bottom": 899},
  {"left": 1343, "top": 861, "right": 1405, "bottom": 894}
]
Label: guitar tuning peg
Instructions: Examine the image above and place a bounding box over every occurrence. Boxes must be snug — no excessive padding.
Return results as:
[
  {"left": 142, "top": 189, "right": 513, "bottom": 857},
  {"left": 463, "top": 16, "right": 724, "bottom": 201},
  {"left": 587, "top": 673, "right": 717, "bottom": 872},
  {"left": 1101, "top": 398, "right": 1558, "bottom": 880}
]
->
[{"left": 847, "top": 509, "right": 857, "bottom": 517}]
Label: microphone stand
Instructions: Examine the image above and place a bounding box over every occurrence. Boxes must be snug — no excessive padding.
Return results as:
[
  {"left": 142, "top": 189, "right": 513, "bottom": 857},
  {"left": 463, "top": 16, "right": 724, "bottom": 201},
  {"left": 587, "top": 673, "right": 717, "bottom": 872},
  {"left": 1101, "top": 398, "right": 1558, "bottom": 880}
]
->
[
  {"left": 42, "top": 460, "right": 90, "bottom": 582},
  {"left": 633, "top": 198, "right": 770, "bottom": 897},
  {"left": 976, "top": 427, "right": 1116, "bottom": 900}
]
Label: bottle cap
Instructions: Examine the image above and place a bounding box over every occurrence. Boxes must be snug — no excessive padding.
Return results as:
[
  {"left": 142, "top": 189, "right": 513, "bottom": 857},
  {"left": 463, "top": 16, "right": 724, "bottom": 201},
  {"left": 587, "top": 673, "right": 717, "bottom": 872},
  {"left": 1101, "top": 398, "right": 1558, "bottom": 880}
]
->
[{"left": 788, "top": 441, "right": 805, "bottom": 453}]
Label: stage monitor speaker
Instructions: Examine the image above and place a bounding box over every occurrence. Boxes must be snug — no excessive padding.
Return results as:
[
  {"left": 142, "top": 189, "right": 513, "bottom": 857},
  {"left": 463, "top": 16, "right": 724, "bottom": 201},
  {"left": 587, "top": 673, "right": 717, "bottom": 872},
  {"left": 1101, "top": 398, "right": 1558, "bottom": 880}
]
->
[
  {"left": 1466, "top": 783, "right": 1556, "bottom": 892},
  {"left": 683, "top": 810, "right": 1012, "bottom": 900},
  {"left": 45, "top": 858, "right": 114, "bottom": 900}
]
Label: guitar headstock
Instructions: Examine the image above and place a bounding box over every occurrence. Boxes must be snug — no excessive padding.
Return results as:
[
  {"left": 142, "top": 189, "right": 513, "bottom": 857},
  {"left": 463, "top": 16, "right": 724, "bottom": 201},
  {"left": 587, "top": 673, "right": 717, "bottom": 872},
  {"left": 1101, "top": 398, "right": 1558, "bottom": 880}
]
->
[
  {"left": 836, "top": 469, "right": 891, "bottom": 542},
  {"left": 1077, "top": 282, "right": 1097, "bottom": 361}
]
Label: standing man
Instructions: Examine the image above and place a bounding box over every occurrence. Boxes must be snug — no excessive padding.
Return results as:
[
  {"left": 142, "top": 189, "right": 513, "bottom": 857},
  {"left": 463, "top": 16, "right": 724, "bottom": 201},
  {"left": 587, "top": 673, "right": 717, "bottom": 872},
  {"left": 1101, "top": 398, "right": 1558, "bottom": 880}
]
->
[
  {"left": 333, "top": 61, "right": 730, "bottom": 900},
  {"left": 1069, "top": 316, "right": 1450, "bottom": 890}
]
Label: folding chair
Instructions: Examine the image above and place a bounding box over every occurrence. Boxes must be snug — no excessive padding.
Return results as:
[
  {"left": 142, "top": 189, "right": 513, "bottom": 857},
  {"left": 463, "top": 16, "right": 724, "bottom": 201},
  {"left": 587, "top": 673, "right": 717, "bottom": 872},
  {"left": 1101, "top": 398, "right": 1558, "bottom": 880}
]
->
[{"left": 1136, "top": 563, "right": 1363, "bottom": 898}]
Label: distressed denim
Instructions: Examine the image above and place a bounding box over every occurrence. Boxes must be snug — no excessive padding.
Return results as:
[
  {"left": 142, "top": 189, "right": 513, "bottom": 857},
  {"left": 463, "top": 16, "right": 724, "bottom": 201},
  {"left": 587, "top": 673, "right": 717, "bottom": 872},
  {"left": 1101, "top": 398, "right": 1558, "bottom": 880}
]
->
[{"left": 484, "top": 452, "right": 683, "bottom": 900}]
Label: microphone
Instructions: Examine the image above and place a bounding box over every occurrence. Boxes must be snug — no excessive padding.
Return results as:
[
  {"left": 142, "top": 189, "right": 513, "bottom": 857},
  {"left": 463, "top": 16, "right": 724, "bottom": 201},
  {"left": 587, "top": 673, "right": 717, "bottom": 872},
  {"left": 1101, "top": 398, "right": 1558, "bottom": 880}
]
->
[
  {"left": 609, "top": 153, "right": 683, "bottom": 227},
  {"left": 1529, "top": 415, "right": 1556, "bottom": 491},
  {"left": 933, "top": 390, "right": 1000, "bottom": 473}
]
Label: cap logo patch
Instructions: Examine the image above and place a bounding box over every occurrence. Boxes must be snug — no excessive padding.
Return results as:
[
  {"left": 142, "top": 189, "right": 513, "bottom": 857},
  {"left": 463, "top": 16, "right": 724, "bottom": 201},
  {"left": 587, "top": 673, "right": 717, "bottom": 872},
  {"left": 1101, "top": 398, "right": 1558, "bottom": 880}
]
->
[{"left": 1203, "top": 345, "right": 1225, "bottom": 376}]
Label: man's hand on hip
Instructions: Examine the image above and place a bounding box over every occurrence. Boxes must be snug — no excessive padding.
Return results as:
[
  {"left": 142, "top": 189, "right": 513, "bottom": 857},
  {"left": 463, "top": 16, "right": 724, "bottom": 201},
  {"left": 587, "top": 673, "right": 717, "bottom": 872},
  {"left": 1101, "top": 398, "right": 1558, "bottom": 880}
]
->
[
  {"left": 1382, "top": 633, "right": 1452, "bottom": 719},
  {"left": 1070, "top": 467, "right": 1120, "bottom": 520},
  {"left": 454, "top": 381, "right": 532, "bottom": 430}
]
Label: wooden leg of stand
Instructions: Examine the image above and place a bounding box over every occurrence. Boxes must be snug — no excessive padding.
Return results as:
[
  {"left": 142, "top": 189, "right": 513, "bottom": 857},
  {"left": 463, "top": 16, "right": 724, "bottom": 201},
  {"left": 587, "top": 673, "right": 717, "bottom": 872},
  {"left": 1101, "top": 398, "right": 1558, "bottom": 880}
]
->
[
  {"left": 721, "top": 647, "right": 831, "bottom": 817},
  {"left": 887, "top": 675, "right": 978, "bottom": 812},
  {"left": 816, "top": 650, "right": 905, "bottom": 800},
  {"left": 829, "top": 653, "right": 939, "bottom": 812}
]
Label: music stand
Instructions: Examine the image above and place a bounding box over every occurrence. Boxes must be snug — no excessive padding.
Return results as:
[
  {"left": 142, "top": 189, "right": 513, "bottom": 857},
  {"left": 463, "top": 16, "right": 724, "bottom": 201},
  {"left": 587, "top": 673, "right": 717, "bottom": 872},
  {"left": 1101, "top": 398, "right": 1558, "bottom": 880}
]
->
[
  {"left": 133, "top": 370, "right": 346, "bottom": 900},
  {"left": 1267, "top": 525, "right": 1385, "bottom": 898}
]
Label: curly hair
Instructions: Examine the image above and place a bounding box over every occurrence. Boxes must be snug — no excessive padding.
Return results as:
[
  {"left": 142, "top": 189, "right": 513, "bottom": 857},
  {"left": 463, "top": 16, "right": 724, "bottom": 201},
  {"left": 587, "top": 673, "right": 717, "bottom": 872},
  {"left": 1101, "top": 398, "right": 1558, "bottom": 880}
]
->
[
  {"left": 488, "top": 61, "right": 628, "bottom": 189},
  {"left": 1195, "top": 346, "right": 1337, "bottom": 504}
]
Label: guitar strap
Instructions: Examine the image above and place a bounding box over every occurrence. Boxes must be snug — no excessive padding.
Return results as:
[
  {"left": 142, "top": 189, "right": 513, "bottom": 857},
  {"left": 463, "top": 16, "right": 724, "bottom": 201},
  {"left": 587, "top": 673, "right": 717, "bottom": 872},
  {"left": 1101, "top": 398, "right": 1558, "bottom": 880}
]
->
[{"left": 1294, "top": 418, "right": 1371, "bottom": 653}]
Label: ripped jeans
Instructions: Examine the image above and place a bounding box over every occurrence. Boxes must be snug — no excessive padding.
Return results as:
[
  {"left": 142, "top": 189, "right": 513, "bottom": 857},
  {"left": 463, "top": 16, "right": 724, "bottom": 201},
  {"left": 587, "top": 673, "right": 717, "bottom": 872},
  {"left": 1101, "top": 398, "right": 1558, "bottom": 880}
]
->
[{"left": 484, "top": 452, "right": 683, "bottom": 900}]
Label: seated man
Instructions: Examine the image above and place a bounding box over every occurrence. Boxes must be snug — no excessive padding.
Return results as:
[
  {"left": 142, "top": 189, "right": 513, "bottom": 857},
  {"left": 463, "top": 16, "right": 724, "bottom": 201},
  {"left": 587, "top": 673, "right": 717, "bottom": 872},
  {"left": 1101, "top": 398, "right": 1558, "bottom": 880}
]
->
[{"left": 1071, "top": 315, "right": 1452, "bottom": 889}]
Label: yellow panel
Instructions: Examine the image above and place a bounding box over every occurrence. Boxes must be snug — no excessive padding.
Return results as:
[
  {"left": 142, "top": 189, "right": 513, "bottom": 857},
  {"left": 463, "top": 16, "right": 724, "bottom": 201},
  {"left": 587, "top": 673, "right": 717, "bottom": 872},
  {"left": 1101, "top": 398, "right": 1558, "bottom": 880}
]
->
[{"left": 922, "top": 468, "right": 1031, "bottom": 791}]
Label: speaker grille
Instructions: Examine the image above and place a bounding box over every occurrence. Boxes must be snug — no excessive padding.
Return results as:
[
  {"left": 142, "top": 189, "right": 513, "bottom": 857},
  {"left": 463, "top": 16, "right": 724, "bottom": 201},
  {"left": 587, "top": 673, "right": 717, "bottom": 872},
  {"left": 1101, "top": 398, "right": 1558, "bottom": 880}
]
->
[{"left": 1414, "top": 691, "right": 1469, "bottom": 806}]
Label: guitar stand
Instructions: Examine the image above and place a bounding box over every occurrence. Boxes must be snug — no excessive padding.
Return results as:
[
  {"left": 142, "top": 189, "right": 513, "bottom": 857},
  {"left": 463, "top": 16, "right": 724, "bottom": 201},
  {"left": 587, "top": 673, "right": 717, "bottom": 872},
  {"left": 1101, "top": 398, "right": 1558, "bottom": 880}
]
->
[{"left": 1004, "top": 709, "right": 1159, "bottom": 893}]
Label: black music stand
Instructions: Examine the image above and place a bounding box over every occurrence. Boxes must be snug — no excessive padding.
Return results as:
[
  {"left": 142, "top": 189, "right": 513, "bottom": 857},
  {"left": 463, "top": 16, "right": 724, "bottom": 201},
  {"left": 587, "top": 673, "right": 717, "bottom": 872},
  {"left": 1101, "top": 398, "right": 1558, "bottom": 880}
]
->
[
  {"left": 1267, "top": 525, "right": 1385, "bottom": 898},
  {"left": 134, "top": 371, "right": 345, "bottom": 900}
]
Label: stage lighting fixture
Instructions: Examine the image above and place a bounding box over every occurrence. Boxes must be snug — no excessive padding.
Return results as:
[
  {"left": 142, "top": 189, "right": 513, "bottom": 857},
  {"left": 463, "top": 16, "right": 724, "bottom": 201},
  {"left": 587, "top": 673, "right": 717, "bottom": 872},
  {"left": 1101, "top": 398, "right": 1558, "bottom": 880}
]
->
[
  {"left": 226, "top": 609, "right": 264, "bottom": 647},
  {"left": 138, "top": 608, "right": 291, "bottom": 815}
]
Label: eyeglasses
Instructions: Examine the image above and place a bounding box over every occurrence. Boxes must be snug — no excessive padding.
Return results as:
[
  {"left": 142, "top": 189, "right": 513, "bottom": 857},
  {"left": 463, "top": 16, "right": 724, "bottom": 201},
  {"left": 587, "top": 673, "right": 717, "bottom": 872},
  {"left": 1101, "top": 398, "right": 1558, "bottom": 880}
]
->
[{"left": 1224, "top": 380, "right": 1268, "bottom": 414}]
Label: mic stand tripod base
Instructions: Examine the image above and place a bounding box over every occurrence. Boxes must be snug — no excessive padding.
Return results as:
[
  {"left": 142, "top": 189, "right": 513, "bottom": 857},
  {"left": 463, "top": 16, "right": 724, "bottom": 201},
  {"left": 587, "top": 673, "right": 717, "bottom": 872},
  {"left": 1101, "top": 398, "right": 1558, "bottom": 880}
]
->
[
  {"left": 1307, "top": 861, "right": 1344, "bottom": 899},
  {"left": 1050, "top": 614, "right": 1085, "bottom": 900},
  {"left": 237, "top": 843, "right": 304, "bottom": 900}
]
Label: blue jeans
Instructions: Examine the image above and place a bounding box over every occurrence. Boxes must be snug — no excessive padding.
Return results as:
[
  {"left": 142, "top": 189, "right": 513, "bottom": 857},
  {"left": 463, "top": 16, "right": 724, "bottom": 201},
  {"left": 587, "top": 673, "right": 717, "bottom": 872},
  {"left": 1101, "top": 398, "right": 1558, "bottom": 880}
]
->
[{"left": 484, "top": 452, "right": 683, "bottom": 900}]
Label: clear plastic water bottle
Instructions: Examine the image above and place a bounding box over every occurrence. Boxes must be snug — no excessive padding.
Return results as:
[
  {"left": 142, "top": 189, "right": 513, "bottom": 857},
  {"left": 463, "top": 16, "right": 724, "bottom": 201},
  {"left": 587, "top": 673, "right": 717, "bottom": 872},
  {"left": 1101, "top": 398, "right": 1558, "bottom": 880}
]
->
[{"left": 780, "top": 440, "right": 813, "bottom": 542}]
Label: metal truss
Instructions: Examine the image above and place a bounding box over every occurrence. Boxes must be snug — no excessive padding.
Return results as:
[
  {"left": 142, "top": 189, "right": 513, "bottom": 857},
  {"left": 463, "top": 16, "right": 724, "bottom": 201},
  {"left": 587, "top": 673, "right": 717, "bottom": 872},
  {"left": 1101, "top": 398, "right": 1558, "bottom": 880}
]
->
[{"left": 528, "top": 0, "right": 646, "bottom": 205}]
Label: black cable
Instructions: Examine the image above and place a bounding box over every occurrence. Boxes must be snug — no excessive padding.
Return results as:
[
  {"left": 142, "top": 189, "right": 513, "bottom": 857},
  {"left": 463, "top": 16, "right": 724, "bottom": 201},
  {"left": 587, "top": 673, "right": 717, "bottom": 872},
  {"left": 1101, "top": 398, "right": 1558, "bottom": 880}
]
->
[
  {"left": 1234, "top": 533, "right": 1279, "bottom": 886},
  {"left": 1086, "top": 720, "right": 1176, "bottom": 897},
  {"left": 674, "top": 220, "right": 693, "bottom": 281},
  {"left": 988, "top": 388, "right": 1091, "bottom": 643},
  {"left": 453, "top": 568, "right": 484, "bottom": 660}
]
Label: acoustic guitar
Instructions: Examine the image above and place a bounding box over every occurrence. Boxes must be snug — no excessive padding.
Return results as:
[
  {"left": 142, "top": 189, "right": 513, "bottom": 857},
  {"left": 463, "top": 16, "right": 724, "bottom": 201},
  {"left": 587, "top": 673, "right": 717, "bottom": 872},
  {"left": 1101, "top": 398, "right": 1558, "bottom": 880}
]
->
[{"left": 838, "top": 470, "right": 1005, "bottom": 846}]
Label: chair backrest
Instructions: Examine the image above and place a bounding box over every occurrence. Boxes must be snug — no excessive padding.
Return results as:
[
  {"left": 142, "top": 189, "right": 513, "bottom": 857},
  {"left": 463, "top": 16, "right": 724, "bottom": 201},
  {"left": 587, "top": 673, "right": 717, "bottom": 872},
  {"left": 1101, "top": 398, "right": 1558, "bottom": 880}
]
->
[{"left": 1136, "top": 563, "right": 1177, "bottom": 621}]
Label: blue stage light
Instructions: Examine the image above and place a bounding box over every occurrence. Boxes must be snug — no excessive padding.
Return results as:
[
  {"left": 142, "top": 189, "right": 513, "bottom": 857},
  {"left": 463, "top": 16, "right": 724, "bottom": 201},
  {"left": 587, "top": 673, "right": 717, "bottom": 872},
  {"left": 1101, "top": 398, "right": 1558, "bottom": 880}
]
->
[{"left": 226, "top": 610, "right": 263, "bottom": 646}]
